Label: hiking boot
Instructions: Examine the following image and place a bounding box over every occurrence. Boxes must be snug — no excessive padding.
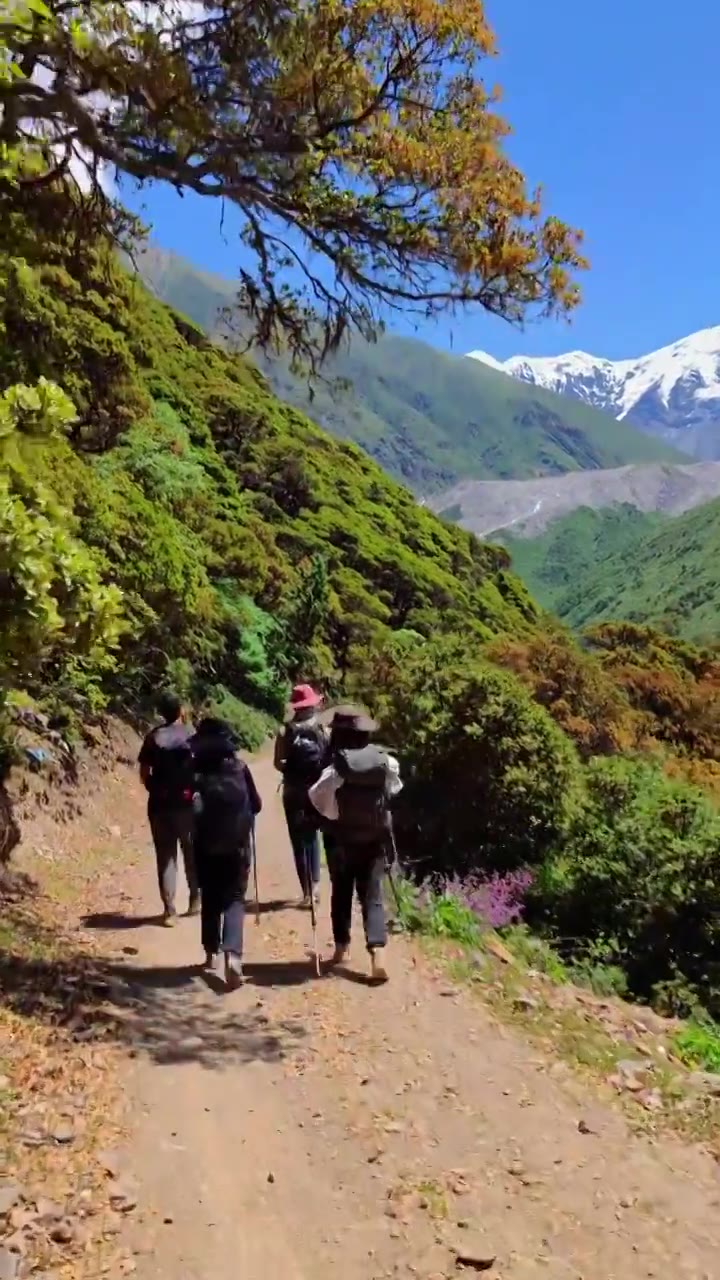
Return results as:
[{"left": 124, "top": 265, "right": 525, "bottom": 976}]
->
[
  {"left": 203, "top": 951, "right": 219, "bottom": 971},
  {"left": 162, "top": 909, "right": 177, "bottom": 928},
  {"left": 225, "top": 952, "right": 245, "bottom": 990},
  {"left": 369, "top": 950, "right": 389, "bottom": 984},
  {"left": 187, "top": 894, "right": 201, "bottom": 917}
]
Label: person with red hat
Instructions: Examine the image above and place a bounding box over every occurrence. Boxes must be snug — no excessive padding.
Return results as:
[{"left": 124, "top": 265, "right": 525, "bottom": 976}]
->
[{"left": 273, "top": 684, "right": 328, "bottom": 907}]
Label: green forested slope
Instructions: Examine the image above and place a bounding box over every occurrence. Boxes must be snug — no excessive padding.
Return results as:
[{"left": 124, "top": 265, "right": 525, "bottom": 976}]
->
[
  {"left": 1, "top": 191, "right": 540, "bottom": 740},
  {"left": 501, "top": 498, "right": 720, "bottom": 641},
  {"left": 502, "top": 505, "right": 668, "bottom": 613},
  {"left": 138, "top": 249, "right": 683, "bottom": 493},
  {"left": 552, "top": 499, "right": 720, "bottom": 641}
]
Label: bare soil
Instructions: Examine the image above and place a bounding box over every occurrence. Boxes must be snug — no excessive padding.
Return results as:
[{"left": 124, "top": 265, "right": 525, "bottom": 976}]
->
[{"left": 3, "top": 739, "right": 720, "bottom": 1280}]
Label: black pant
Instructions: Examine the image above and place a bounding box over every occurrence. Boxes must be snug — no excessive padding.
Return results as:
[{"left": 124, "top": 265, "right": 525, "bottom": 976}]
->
[
  {"left": 282, "top": 788, "right": 321, "bottom": 893},
  {"left": 197, "top": 846, "right": 251, "bottom": 957},
  {"left": 327, "top": 841, "right": 387, "bottom": 952},
  {"left": 148, "top": 804, "right": 198, "bottom": 912}
]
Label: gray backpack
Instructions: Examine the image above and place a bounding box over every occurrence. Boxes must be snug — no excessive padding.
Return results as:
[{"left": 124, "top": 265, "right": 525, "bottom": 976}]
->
[{"left": 334, "top": 745, "right": 391, "bottom": 845}]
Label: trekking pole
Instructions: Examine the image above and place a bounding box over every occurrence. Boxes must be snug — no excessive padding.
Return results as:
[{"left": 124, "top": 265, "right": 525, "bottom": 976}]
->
[
  {"left": 385, "top": 826, "right": 405, "bottom": 932},
  {"left": 305, "top": 845, "right": 321, "bottom": 977},
  {"left": 251, "top": 823, "right": 260, "bottom": 926}
]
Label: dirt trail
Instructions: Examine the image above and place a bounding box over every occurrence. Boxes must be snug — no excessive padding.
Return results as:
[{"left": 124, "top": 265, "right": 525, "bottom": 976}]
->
[{"left": 87, "top": 754, "right": 720, "bottom": 1280}]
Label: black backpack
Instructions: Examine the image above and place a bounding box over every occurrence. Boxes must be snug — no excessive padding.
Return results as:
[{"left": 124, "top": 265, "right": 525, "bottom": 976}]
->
[
  {"left": 283, "top": 721, "right": 327, "bottom": 787},
  {"left": 148, "top": 723, "right": 195, "bottom": 805},
  {"left": 334, "top": 745, "right": 391, "bottom": 845},
  {"left": 194, "top": 760, "right": 253, "bottom": 856}
]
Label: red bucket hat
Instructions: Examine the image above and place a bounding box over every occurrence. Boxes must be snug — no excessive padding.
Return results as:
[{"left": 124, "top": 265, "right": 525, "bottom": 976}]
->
[{"left": 289, "top": 684, "right": 323, "bottom": 710}]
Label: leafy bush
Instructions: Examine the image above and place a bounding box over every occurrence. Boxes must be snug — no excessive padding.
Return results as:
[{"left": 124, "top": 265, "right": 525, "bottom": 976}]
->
[
  {"left": 199, "top": 684, "right": 275, "bottom": 753},
  {"left": 366, "top": 637, "right": 582, "bottom": 878},
  {"left": 674, "top": 1021, "right": 720, "bottom": 1073},
  {"left": 487, "top": 630, "right": 635, "bottom": 758},
  {"left": 502, "top": 924, "right": 569, "bottom": 983},
  {"left": 534, "top": 756, "right": 720, "bottom": 1015},
  {"left": 0, "top": 379, "right": 123, "bottom": 706}
]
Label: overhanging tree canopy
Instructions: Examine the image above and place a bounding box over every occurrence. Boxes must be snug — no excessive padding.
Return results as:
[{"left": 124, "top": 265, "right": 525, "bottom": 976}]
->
[{"left": 1, "top": 0, "right": 587, "bottom": 362}]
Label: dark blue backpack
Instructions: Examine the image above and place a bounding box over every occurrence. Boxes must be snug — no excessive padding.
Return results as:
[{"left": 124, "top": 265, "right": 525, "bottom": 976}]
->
[
  {"left": 283, "top": 721, "right": 328, "bottom": 787},
  {"left": 194, "top": 760, "right": 253, "bottom": 856}
]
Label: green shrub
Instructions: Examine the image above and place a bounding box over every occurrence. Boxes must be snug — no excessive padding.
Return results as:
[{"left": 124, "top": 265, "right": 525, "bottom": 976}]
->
[
  {"left": 199, "top": 684, "right": 275, "bottom": 752},
  {"left": 673, "top": 1021, "right": 720, "bottom": 1073},
  {"left": 502, "top": 924, "right": 568, "bottom": 983},
  {"left": 368, "top": 637, "right": 582, "bottom": 878},
  {"left": 0, "top": 379, "right": 123, "bottom": 707},
  {"left": 534, "top": 756, "right": 720, "bottom": 1015}
]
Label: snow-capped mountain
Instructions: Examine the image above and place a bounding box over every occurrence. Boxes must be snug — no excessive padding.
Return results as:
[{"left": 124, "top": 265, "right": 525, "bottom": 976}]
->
[{"left": 468, "top": 327, "right": 720, "bottom": 460}]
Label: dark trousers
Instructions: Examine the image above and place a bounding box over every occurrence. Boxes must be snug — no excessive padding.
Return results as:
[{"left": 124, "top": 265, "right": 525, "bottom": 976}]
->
[
  {"left": 148, "top": 805, "right": 198, "bottom": 913},
  {"left": 197, "top": 846, "right": 251, "bottom": 957},
  {"left": 282, "top": 789, "right": 321, "bottom": 894},
  {"left": 327, "top": 841, "right": 387, "bottom": 952}
]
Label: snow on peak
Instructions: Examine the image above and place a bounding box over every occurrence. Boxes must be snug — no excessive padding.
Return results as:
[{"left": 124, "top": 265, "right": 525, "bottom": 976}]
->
[{"left": 467, "top": 326, "right": 720, "bottom": 420}]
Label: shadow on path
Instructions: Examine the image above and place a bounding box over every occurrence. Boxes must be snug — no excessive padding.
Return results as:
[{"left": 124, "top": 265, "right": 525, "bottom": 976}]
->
[
  {"left": 83, "top": 911, "right": 163, "bottom": 931},
  {"left": 0, "top": 940, "right": 308, "bottom": 1071},
  {"left": 242, "top": 958, "right": 320, "bottom": 988}
]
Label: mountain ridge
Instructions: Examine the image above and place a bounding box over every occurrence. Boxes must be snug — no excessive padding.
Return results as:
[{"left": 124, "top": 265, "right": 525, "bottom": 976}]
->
[
  {"left": 135, "top": 246, "right": 685, "bottom": 492},
  {"left": 468, "top": 327, "right": 720, "bottom": 459}
]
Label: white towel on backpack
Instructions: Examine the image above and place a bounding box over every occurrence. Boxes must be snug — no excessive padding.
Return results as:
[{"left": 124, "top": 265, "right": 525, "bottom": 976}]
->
[{"left": 308, "top": 755, "right": 402, "bottom": 822}]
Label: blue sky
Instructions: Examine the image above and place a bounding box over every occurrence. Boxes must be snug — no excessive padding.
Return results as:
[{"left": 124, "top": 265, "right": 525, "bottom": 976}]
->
[{"left": 124, "top": 0, "right": 720, "bottom": 361}]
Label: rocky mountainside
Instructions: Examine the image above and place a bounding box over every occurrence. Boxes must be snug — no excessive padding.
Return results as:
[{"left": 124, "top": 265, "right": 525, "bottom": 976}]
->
[
  {"left": 432, "top": 461, "right": 720, "bottom": 538},
  {"left": 468, "top": 327, "right": 720, "bottom": 459},
  {"left": 135, "top": 247, "right": 684, "bottom": 492}
]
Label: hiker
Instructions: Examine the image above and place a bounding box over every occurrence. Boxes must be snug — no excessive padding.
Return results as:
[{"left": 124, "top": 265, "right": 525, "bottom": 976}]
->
[
  {"left": 138, "top": 691, "right": 199, "bottom": 925},
  {"left": 307, "top": 707, "right": 402, "bottom": 984},
  {"left": 273, "top": 684, "right": 328, "bottom": 908},
  {"left": 192, "top": 717, "right": 262, "bottom": 988}
]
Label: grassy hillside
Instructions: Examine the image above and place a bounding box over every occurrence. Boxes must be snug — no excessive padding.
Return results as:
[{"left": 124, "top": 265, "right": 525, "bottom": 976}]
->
[
  {"left": 552, "top": 499, "right": 720, "bottom": 641},
  {"left": 1, "top": 189, "right": 542, "bottom": 743},
  {"left": 502, "top": 505, "right": 668, "bottom": 613},
  {"left": 137, "top": 248, "right": 684, "bottom": 493}
]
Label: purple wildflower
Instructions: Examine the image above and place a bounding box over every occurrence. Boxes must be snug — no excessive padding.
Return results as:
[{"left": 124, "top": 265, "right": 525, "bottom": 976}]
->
[{"left": 443, "top": 869, "right": 532, "bottom": 929}]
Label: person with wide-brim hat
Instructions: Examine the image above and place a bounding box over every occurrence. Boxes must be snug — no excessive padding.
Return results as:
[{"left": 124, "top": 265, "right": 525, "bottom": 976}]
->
[
  {"left": 273, "top": 684, "right": 328, "bottom": 907},
  {"left": 307, "top": 705, "right": 402, "bottom": 984}
]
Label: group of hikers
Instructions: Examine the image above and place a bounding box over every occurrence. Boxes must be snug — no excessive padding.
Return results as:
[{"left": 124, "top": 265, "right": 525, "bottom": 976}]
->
[{"left": 137, "top": 685, "right": 403, "bottom": 988}]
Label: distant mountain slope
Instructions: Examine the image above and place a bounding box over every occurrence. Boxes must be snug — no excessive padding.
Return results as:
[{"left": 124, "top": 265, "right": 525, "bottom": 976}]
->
[
  {"left": 501, "top": 498, "right": 720, "bottom": 642},
  {"left": 501, "top": 505, "right": 668, "bottom": 614},
  {"left": 468, "top": 327, "right": 720, "bottom": 460},
  {"left": 430, "top": 461, "right": 720, "bottom": 538},
  {"left": 136, "top": 246, "right": 685, "bottom": 492}
]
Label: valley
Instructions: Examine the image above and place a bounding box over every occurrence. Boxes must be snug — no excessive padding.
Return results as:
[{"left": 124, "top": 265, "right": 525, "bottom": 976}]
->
[{"left": 430, "top": 459, "right": 720, "bottom": 536}]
